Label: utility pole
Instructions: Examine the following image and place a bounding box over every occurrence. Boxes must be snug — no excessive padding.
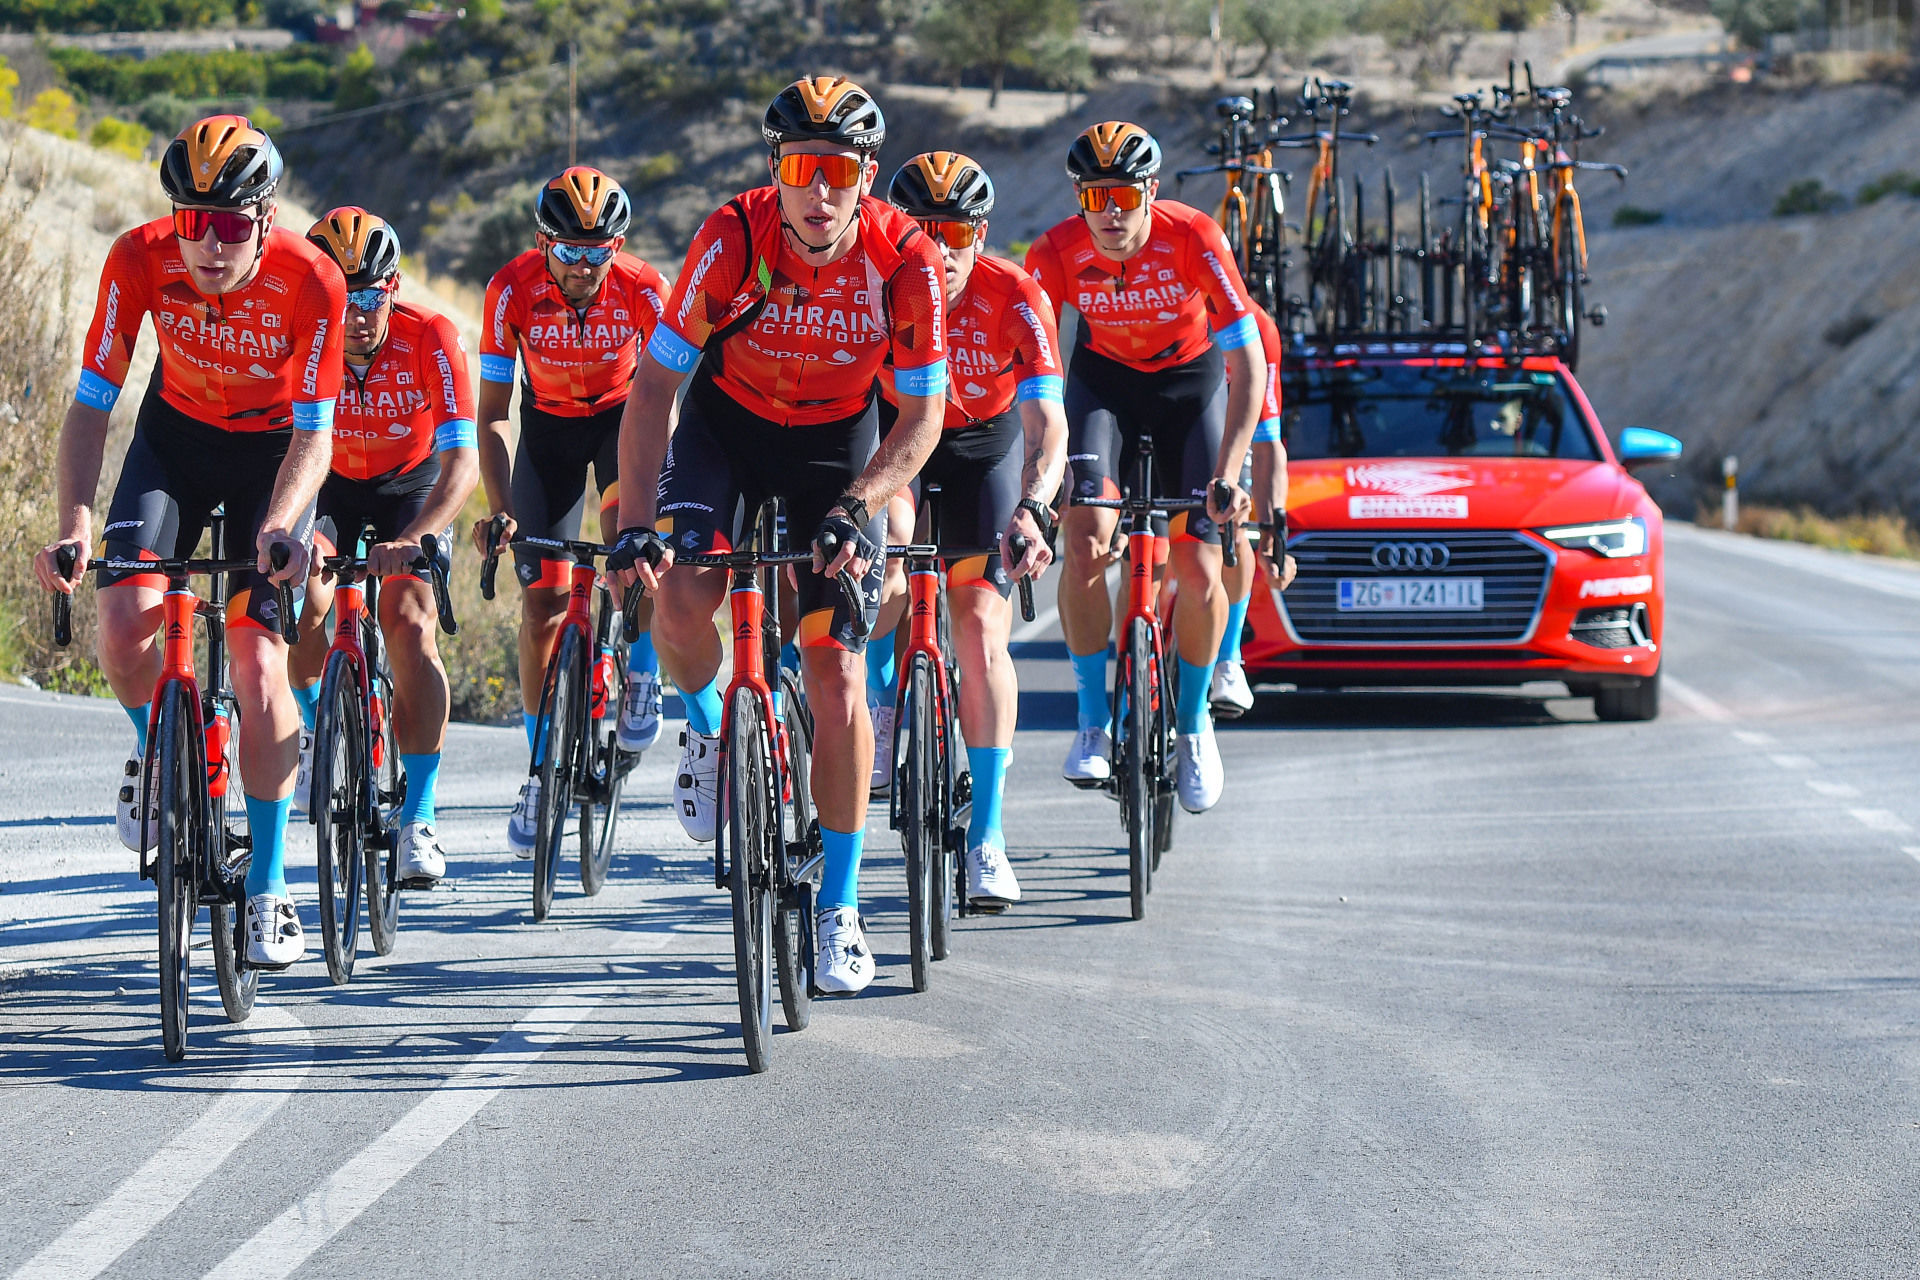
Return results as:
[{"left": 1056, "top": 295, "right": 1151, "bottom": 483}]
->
[
  {"left": 568, "top": 41, "right": 577, "bottom": 166},
  {"left": 1210, "top": 0, "right": 1225, "bottom": 84}
]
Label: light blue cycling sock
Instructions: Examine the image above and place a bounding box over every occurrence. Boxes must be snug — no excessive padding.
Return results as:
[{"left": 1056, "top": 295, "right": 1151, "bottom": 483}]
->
[
  {"left": 819, "top": 824, "right": 864, "bottom": 911},
  {"left": 523, "top": 711, "right": 544, "bottom": 766},
  {"left": 626, "top": 628, "right": 657, "bottom": 676},
  {"left": 243, "top": 794, "right": 292, "bottom": 898},
  {"left": 1218, "top": 594, "right": 1250, "bottom": 666},
  {"left": 1069, "top": 649, "right": 1111, "bottom": 734},
  {"left": 399, "top": 752, "right": 439, "bottom": 827},
  {"left": 682, "top": 674, "right": 723, "bottom": 737},
  {"left": 966, "top": 746, "right": 1010, "bottom": 849},
  {"left": 1177, "top": 657, "right": 1213, "bottom": 736},
  {"left": 290, "top": 680, "right": 320, "bottom": 732},
  {"left": 866, "top": 635, "right": 898, "bottom": 704},
  {"left": 124, "top": 701, "right": 150, "bottom": 756}
]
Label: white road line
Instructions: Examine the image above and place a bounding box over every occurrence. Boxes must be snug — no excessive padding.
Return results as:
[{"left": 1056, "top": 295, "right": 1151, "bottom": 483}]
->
[
  {"left": 1733, "top": 730, "right": 1777, "bottom": 747},
  {"left": 1852, "top": 810, "right": 1913, "bottom": 834},
  {"left": 1768, "top": 754, "right": 1814, "bottom": 770},
  {"left": 1807, "top": 779, "right": 1862, "bottom": 799},
  {"left": 1663, "top": 675, "right": 1734, "bottom": 723},
  {"left": 199, "top": 996, "right": 600, "bottom": 1280},
  {"left": 9, "top": 1005, "right": 313, "bottom": 1280},
  {"left": 1902, "top": 847, "right": 1920, "bottom": 863}
]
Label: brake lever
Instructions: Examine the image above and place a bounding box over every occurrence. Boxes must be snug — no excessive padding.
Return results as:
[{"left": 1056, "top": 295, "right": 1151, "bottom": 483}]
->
[
  {"left": 52, "top": 544, "right": 76, "bottom": 648},
  {"left": 1008, "top": 535, "right": 1036, "bottom": 624},
  {"left": 269, "top": 542, "right": 298, "bottom": 645},
  {"left": 619, "top": 536, "right": 665, "bottom": 642},
  {"left": 418, "top": 533, "right": 457, "bottom": 636},
  {"left": 479, "top": 513, "right": 508, "bottom": 601},
  {"left": 1211, "top": 480, "right": 1239, "bottom": 569},
  {"left": 835, "top": 568, "right": 870, "bottom": 644}
]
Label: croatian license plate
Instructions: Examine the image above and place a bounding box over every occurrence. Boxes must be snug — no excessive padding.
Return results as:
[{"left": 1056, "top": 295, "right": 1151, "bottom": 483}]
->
[{"left": 1336, "top": 578, "right": 1485, "bottom": 611}]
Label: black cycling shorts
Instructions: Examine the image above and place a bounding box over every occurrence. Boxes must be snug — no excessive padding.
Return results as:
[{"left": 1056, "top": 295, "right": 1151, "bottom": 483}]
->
[
  {"left": 1064, "top": 340, "right": 1227, "bottom": 544},
  {"left": 878, "top": 400, "right": 1022, "bottom": 598},
  {"left": 656, "top": 373, "right": 884, "bottom": 652},
  {"left": 511, "top": 400, "right": 623, "bottom": 588},
  {"left": 314, "top": 458, "right": 450, "bottom": 583},
  {"left": 99, "top": 388, "right": 315, "bottom": 634}
]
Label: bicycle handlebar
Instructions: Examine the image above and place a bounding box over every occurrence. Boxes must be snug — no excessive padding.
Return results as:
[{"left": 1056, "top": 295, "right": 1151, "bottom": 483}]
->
[
  {"left": 319, "top": 537, "right": 458, "bottom": 635},
  {"left": 52, "top": 545, "right": 75, "bottom": 648},
  {"left": 1211, "top": 480, "right": 1239, "bottom": 570},
  {"left": 49, "top": 545, "right": 298, "bottom": 646},
  {"left": 478, "top": 514, "right": 508, "bottom": 601}
]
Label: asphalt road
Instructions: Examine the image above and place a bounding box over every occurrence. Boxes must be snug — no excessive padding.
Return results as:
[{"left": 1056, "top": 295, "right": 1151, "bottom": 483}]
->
[{"left": 5, "top": 522, "right": 1920, "bottom": 1277}]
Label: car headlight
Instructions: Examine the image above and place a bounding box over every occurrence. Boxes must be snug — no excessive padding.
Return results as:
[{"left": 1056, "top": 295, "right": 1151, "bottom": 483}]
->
[{"left": 1539, "top": 517, "right": 1647, "bottom": 558}]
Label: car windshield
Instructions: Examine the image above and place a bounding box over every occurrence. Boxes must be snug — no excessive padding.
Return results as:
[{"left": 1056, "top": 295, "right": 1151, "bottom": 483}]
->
[{"left": 1281, "top": 364, "right": 1602, "bottom": 462}]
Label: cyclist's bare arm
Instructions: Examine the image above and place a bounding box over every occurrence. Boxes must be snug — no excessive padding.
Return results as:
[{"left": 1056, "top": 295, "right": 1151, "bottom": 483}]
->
[
  {"left": 611, "top": 352, "right": 690, "bottom": 592},
  {"left": 384, "top": 444, "right": 479, "bottom": 578},
  {"left": 32, "top": 401, "right": 112, "bottom": 593},
  {"left": 1213, "top": 341, "right": 1263, "bottom": 523},
  {"left": 1251, "top": 439, "right": 1296, "bottom": 588},
  {"left": 259, "top": 427, "right": 332, "bottom": 581},
  {"left": 473, "top": 378, "right": 515, "bottom": 554},
  {"left": 1008, "top": 395, "right": 1068, "bottom": 580},
  {"left": 817, "top": 391, "right": 941, "bottom": 579}
]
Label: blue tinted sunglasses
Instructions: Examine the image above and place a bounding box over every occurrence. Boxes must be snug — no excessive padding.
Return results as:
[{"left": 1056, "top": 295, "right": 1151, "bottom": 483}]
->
[
  {"left": 346, "top": 283, "right": 394, "bottom": 312},
  {"left": 550, "top": 242, "right": 615, "bottom": 266}
]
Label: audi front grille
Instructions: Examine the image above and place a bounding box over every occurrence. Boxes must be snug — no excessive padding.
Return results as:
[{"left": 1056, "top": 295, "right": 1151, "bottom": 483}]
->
[{"left": 1280, "top": 531, "right": 1554, "bottom": 645}]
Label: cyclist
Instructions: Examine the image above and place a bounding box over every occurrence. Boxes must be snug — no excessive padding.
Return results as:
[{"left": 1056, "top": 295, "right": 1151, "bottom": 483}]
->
[
  {"left": 31, "top": 115, "right": 345, "bottom": 967},
  {"left": 1025, "top": 121, "right": 1263, "bottom": 814},
  {"left": 866, "top": 151, "right": 1065, "bottom": 908},
  {"left": 1210, "top": 302, "right": 1296, "bottom": 717},
  {"left": 470, "top": 166, "right": 670, "bottom": 858},
  {"left": 288, "top": 208, "right": 478, "bottom": 882},
  {"left": 609, "top": 77, "right": 947, "bottom": 995}
]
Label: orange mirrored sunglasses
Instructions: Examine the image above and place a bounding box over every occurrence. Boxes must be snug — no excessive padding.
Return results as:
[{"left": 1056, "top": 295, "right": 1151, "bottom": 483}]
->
[
  {"left": 1076, "top": 185, "right": 1147, "bottom": 213},
  {"left": 776, "top": 152, "right": 864, "bottom": 189},
  {"left": 916, "top": 219, "right": 981, "bottom": 249}
]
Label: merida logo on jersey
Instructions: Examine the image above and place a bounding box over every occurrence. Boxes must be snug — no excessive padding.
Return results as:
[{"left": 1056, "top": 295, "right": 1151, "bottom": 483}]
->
[
  {"left": 1075, "top": 282, "right": 1190, "bottom": 313},
  {"left": 93, "top": 282, "right": 120, "bottom": 370},
  {"left": 435, "top": 349, "right": 458, "bottom": 412},
  {"left": 1014, "top": 300, "right": 1053, "bottom": 367},
  {"left": 680, "top": 237, "right": 727, "bottom": 327},
  {"left": 492, "top": 286, "right": 513, "bottom": 346},
  {"left": 1200, "top": 251, "right": 1246, "bottom": 312},
  {"left": 303, "top": 318, "right": 329, "bottom": 397}
]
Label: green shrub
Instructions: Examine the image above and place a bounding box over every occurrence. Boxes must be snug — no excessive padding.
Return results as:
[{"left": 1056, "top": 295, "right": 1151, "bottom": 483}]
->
[
  {"left": 1772, "top": 178, "right": 1844, "bottom": 217},
  {"left": 23, "top": 88, "right": 79, "bottom": 138},
  {"left": 89, "top": 116, "right": 152, "bottom": 161},
  {"left": 0, "top": 57, "right": 16, "bottom": 118},
  {"left": 1611, "top": 204, "right": 1664, "bottom": 227},
  {"left": 49, "top": 46, "right": 339, "bottom": 106},
  {"left": 1857, "top": 170, "right": 1920, "bottom": 205},
  {"left": 0, "top": 0, "right": 234, "bottom": 32},
  {"left": 136, "top": 92, "right": 192, "bottom": 135},
  {"left": 631, "top": 152, "right": 680, "bottom": 189}
]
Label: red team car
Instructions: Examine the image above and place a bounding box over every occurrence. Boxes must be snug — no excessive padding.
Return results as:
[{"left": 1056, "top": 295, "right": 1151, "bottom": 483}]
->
[{"left": 1246, "top": 342, "right": 1682, "bottom": 720}]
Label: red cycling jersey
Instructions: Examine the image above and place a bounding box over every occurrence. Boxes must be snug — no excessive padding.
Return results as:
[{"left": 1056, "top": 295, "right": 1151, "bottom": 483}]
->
[
  {"left": 646, "top": 190, "right": 947, "bottom": 427},
  {"left": 1023, "top": 199, "right": 1259, "bottom": 373},
  {"left": 332, "top": 301, "right": 478, "bottom": 480},
  {"left": 479, "top": 251, "right": 668, "bottom": 417},
  {"left": 879, "top": 253, "right": 1062, "bottom": 429},
  {"left": 76, "top": 220, "right": 346, "bottom": 433},
  {"left": 1253, "top": 305, "right": 1282, "bottom": 440}
]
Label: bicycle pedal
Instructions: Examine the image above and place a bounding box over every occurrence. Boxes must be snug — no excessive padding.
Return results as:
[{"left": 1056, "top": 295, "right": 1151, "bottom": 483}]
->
[
  {"left": 397, "top": 875, "right": 441, "bottom": 892},
  {"left": 1066, "top": 776, "right": 1107, "bottom": 792},
  {"left": 968, "top": 900, "right": 1011, "bottom": 915}
]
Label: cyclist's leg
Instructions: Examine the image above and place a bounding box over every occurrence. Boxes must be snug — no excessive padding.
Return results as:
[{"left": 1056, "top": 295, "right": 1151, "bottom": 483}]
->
[
  {"left": 371, "top": 465, "right": 450, "bottom": 848},
  {"left": 510, "top": 406, "right": 592, "bottom": 759},
  {"left": 586, "top": 403, "right": 661, "bottom": 745},
  {"left": 290, "top": 473, "right": 361, "bottom": 732},
  {"left": 1163, "top": 358, "right": 1231, "bottom": 733},
  {"left": 864, "top": 398, "right": 912, "bottom": 713},
  {"left": 1059, "top": 358, "right": 1124, "bottom": 757},
  {"left": 1212, "top": 453, "right": 1258, "bottom": 714}
]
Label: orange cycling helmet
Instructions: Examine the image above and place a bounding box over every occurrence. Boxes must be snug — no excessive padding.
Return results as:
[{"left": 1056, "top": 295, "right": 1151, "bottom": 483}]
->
[
  {"left": 1065, "top": 121, "right": 1162, "bottom": 183},
  {"left": 306, "top": 206, "right": 402, "bottom": 287},
  {"left": 534, "top": 166, "right": 632, "bottom": 242},
  {"left": 762, "top": 76, "right": 886, "bottom": 153},
  {"left": 160, "top": 114, "right": 283, "bottom": 208},
  {"left": 888, "top": 151, "right": 994, "bottom": 222}
]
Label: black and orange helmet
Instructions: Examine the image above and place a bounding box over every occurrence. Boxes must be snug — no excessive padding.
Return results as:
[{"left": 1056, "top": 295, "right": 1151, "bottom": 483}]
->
[
  {"left": 1065, "top": 121, "right": 1162, "bottom": 183},
  {"left": 888, "top": 152, "right": 994, "bottom": 222},
  {"left": 533, "top": 166, "right": 631, "bottom": 242},
  {"left": 160, "top": 114, "right": 283, "bottom": 208},
  {"left": 306, "top": 206, "right": 401, "bottom": 288},
  {"left": 762, "top": 76, "right": 885, "bottom": 153}
]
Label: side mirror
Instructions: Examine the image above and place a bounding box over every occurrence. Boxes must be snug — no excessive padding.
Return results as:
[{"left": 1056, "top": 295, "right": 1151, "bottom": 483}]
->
[{"left": 1618, "top": 426, "right": 1682, "bottom": 472}]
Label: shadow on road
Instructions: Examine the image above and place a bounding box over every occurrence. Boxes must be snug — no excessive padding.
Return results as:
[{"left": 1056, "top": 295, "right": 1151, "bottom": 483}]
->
[{"left": 1224, "top": 688, "right": 1595, "bottom": 732}]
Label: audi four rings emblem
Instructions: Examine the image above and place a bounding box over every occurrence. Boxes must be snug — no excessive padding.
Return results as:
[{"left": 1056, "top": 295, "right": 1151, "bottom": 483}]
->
[{"left": 1371, "top": 541, "right": 1451, "bottom": 570}]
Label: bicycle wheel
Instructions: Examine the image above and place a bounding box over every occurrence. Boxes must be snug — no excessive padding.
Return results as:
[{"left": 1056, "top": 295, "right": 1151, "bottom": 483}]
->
[
  {"left": 725, "top": 686, "right": 776, "bottom": 1073},
  {"left": 1557, "top": 214, "right": 1583, "bottom": 370},
  {"left": 529, "top": 630, "right": 584, "bottom": 921},
  {"left": 1151, "top": 628, "right": 1177, "bottom": 866},
  {"left": 209, "top": 708, "right": 256, "bottom": 1024},
  {"left": 580, "top": 639, "right": 625, "bottom": 897},
  {"left": 152, "top": 683, "right": 200, "bottom": 1061},
  {"left": 900, "top": 654, "right": 937, "bottom": 993},
  {"left": 773, "top": 667, "right": 816, "bottom": 1032},
  {"left": 364, "top": 648, "right": 400, "bottom": 955},
  {"left": 931, "top": 663, "right": 963, "bottom": 960},
  {"left": 312, "top": 652, "right": 366, "bottom": 985},
  {"left": 1121, "top": 618, "right": 1155, "bottom": 921}
]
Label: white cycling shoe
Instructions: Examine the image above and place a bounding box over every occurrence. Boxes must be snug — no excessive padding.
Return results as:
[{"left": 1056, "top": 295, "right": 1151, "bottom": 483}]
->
[
  {"left": 244, "top": 893, "right": 305, "bottom": 968},
  {"left": 616, "top": 670, "right": 662, "bottom": 753},
  {"left": 507, "top": 777, "right": 540, "bottom": 859},
  {"left": 1209, "top": 659, "right": 1255, "bottom": 719},
  {"left": 675, "top": 729, "right": 719, "bottom": 843},
  {"left": 815, "top": 907, "right": 874, "bottom": 995},
  {"left": 292, "top": 730, "right": 315, "bottom": 814},
  {"left": 869, "top": 704, "right": 896, "bottom": 797},
  {"left": 1062, "top": 725, "right": 1113, "bottom": 789},
  {"left": 397, "top": 822, "right": 446, "bottom": 881},
  {"left": 967, "top": 838, "right": 1021, "bottom": 907},
  {"left": 117, "top": 756, "right": 156, "bottom": 857},
  {"left": 1176, "top": 719, "right": 1224, "bottom": 814}
]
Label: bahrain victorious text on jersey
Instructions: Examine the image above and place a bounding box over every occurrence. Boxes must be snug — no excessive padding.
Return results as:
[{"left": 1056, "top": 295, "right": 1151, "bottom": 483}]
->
[{"left": 76, "top": 221, "right": 347, "bottom": 433}]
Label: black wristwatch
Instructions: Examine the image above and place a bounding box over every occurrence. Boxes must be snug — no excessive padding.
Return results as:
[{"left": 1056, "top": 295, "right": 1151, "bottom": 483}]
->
[
  {"left": 1016, "top": 497, "right": 1056, "bottom": 541},
  {"left": 833, "top": 493, "right": 871, "bottom": 529}
]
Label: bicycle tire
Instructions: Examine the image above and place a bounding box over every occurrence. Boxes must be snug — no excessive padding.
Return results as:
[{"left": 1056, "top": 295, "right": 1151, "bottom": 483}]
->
[
  {"left": 901, "top": 655, "right": 936, "bottom": 993},
  {"left": 364, "top": 649, "right": 401, "bottom": 956},
  {"left": 725, "top": 685, "right": 776, "bottom": 1073},
  {"left": 531, "top": 628, "right": 584, "bottom": 922},
  {"left": 153, "top": 683, "right": 198, "bottom": 1061},
  {"left": 773, "top": 668, "right": 815, "bottom": 1032},
  {"left": 932, "top": 665, "right": 962, "bottom": 961},
  {"left": 209, "top": 711, "right": 256, "bottom": 1024},
  {"left": 313, "top": 652, "right": 366, "bottom": 985},
  {"left": 1122, "top": 618, "right": 1155, "bottom": 921},
  {"left": 580, "top": 637, "right": 624, "bottom": 896},
  {"left": 1557, "top": 215, "right": 1583, "bottom": 370}
]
